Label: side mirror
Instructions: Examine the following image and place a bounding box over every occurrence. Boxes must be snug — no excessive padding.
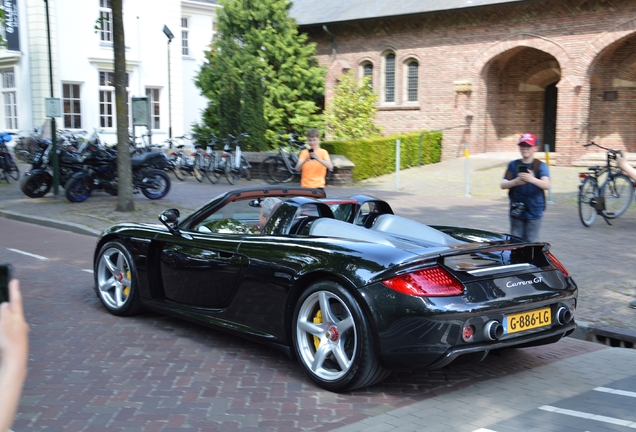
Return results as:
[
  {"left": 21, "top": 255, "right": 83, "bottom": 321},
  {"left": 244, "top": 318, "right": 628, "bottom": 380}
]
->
[{"left": 159, "top": 208, "right": 181, "bottom": 234}]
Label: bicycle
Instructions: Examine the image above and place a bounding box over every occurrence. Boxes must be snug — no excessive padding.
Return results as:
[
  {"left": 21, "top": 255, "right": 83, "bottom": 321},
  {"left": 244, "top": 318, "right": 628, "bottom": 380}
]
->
[
  {"left": 259, "top": 132, "right": 304, "bottom": 184},
  {"left": 220, "top": 133, "right": 252, "bottom": 185},
  {"left": 0, "top": 132, "right": 20, "bottom": 183},
  {"left": 165, "top": 135, "right": 203, "bottom": 182},
  {"left": 578, "top": 141, "right": 635, "bottom": 227}
]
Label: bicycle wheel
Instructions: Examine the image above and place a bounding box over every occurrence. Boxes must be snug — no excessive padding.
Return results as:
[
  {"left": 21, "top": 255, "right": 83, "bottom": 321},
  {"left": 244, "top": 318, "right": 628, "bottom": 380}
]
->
[
  {"left": 240, "top": 155, "right": 252, "bottom": 181},
  {"left": 578, "top": 176, "right": 598, "bottom": 227},
  {"left": 601, "top": 173, "right": 634, "bottom": 219},
  {"left": 270, "top": 156, "right": 295, "bottom": 183},
  {"left": 170, "top": 154, "right": 185, "bottom": 181},
  {"left": 13, "top": 140, "right": 30, "bottom": 163},
  {"left": 225, "top": 156, "right": 239, "bottom": 185},
  {"left": 204, "top": 153, "right": 220, "bottom": 184},
  {"left": 259, "top": 156, "right": 279, "bottom": 184},
  {"left": 192, "top": 154, "right": 204, "bottom": 182}
]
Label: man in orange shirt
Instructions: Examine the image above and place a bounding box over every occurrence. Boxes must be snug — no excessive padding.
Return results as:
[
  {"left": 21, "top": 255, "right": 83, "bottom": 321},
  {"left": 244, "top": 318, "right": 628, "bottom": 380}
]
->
[{"left": 295, "top": 128, "right": 333, "bottom": 189}]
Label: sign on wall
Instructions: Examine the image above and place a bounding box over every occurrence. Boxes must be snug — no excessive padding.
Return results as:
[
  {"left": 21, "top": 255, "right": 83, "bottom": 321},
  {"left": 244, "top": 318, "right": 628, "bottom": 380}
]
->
[{"left": 4, "top": 0, "right": 19, "bottom": 52}]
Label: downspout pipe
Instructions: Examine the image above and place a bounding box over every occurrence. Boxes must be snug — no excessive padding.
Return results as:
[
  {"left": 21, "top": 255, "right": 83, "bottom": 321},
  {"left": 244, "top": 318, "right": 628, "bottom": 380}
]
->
[{"left": 322, "top": 25, "right": 336, "bottom": 61}]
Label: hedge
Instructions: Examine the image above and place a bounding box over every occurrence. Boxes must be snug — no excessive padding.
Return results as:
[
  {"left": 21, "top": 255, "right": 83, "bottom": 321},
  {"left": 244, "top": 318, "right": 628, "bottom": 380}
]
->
[{"left": 321, "top": 130, "right": 443, "bottom": 181}]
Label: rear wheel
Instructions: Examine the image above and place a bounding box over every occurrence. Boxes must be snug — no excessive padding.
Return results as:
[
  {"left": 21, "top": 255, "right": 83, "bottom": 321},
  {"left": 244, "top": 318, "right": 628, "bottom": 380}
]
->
[
  {"left": 140, "top": 169, "right": 171, "bottom": 199},
  {"left": 20, "top": 173, "right": 52, "bottom": 198},
  {"left": 240, "top": 155, "right": 251, "bottom": 181},
  {"left": 259, "top": 156, "right": 279, "bottom": 184},
  {"left": 170, "top": 154, "right": 185, "bottom": 181},
  {"left": 292, "top": 281, "right": 390, "bottom": 392},
  {"left": 270, "top": 156, "right": 294, "bottom": 183},
  {"left": 578, "top": 176, "right": 598, "bottom": 227},
  {"left": 225, "top": 156, "right": 239, "bottom": 185},
  {"left": 95, "top": 241, "right": 143, "bottom": 316},
  {"left": 64, "top": 176, "right": 92, "bottom": 203},
  {"left": 205, "top": 153, "right": 221, "bottom": 184},
  {"left": 601, "top": 174, "right": 633, "bottom": 219}
]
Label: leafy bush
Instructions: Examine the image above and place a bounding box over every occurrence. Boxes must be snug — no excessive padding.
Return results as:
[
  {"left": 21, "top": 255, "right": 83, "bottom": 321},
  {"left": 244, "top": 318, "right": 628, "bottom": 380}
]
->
[{"left": 322, "top": 130, "right": 442, "bottom": 181}]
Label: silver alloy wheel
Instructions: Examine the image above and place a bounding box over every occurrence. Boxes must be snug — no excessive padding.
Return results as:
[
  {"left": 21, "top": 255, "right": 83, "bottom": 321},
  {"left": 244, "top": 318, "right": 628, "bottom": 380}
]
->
[
  {"left": 96, "top": 247, "right": 133, "bottom": 310},
  {"left": 295, "top": 290, "right": 357, "bottom": 381}
]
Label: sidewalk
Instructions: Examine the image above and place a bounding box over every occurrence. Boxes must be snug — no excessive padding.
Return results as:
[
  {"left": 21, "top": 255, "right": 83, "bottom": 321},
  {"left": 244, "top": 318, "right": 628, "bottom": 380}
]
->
[{"left": 1, "top": 154, "right": 635, "bottom": 343}]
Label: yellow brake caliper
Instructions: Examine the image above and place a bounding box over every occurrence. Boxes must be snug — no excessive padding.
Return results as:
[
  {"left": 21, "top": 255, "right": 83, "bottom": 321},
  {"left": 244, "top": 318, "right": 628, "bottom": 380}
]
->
[
  {"left": 122, "top": 270, "right": 131, "bottom": 297},
  {"left": 313, "top": 309, "right": 322, "bottom": 350}
]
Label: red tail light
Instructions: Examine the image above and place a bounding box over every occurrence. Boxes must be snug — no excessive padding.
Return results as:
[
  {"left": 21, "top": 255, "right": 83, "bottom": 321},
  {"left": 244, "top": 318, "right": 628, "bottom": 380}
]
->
[
  {"left": 382, "top": 266, "right": 464, "bottom": 297},
  {"left": 546, "top": 252, "right": 570, "bottom": 277},
  {"left": 579, "top": 173, "right": 588, "bottom": 180}
]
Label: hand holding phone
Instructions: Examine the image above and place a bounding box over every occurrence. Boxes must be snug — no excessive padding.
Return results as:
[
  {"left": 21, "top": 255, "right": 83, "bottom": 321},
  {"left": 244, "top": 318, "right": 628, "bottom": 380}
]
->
[
  {"left": 0, "top": 264, "right": 12, "bottom": 303},
  {"left": 517, "top": 165, "right": 529, "bottom": 174}
]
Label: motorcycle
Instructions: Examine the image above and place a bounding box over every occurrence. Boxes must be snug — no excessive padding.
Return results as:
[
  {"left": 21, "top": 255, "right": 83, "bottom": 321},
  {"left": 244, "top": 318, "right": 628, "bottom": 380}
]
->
[
  {"left": 64, "top": 149, "right": 171, "bottom": 203},
  {"left": 19, "top": 139, "right": 85, "bottom": 198}
]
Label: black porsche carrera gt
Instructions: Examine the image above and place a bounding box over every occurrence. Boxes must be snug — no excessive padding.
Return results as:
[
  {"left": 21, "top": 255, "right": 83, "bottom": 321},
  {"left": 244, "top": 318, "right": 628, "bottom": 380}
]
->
[{"left": 93, "top": 186, "right": 577, "bottom": 392}]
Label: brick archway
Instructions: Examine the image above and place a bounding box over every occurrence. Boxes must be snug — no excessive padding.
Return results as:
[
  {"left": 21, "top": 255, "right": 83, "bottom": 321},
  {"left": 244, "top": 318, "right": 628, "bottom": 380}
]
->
[{"left": 578, "top": 17, "right": 636, "bottom": 78}]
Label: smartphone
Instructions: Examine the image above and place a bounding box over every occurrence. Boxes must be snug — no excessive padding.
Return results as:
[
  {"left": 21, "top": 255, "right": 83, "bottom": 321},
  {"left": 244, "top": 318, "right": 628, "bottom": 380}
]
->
[
  {"left": 517, "top": 165, "right": 529, "bottom": 173},
  {"left": 309, "top": 148, "right": 314, "bottom": 153},
  {"left": 0, "top": 263, "right": 12, "bottom": 303}
]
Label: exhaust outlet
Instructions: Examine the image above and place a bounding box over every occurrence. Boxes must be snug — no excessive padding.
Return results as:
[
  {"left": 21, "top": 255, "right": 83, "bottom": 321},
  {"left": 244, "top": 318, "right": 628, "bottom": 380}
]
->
[
  {"left": 556, "top": 307, "right": 573, "bottom": 325},
  {"left": 484, "top": 320, "right": 503, "bottom": 341}
]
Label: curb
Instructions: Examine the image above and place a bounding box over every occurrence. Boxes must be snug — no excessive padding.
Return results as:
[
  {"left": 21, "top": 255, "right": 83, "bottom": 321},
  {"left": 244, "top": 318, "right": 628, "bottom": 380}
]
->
[{"left": 0, "top": 210, "right": 101, "bottom": 238}]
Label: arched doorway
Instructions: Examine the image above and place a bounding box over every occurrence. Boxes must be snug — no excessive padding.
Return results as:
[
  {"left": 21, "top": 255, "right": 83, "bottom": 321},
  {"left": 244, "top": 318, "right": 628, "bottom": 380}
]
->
[{"left": 542, "top": 82, "right": 558, "bottom": 152}]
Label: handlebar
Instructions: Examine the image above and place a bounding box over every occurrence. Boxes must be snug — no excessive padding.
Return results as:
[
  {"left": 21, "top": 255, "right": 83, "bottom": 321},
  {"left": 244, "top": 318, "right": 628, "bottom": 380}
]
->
[{"left": 584, "top": 142, "right": 623, "bottom": 159}]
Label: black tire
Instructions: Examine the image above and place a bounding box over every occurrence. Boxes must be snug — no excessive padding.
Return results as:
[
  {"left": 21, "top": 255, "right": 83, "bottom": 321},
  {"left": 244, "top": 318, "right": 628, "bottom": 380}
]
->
[
  {"left": 20, "top": 173, "right": 52, "bottom": 198},
  {"left": 94, "top": 241, "right": 143, "bottom": 316},
  {"left": 270, "top": 156, "right": 295, "bottom": 183},
  {"left": 64, "top": 176, "right": 93, "bottom": 203},
  {"left": 259, "top": 156, "right": 280, "bottom": 184},
  {"left": 225, "top": 156, "right": 239, "bottom": 185},
  {"left": 601, "top": 174, "right": 633, "bottom": 219},
  {"left": 192, "top": 155, "right": 204, "bottom": 183},
  {"left": 13, "top": 140, "right": 30, "bottom": 163},
  {"left": 205, "top": 153, "right": 221, "bottom": 184},
  {"left": 578, "top": 176, "right": 598, "bottom": 227},
  {"left": 240, "top": 155, "right": 252, "bottom": 181},
  {"left": 170, "top": 154, "right": 186, "bottom": 181},
  {"left": 140, "top": 169, "right": 171, "bottom": 200},
  {"left": 292, "top": 281, "right": 390, "bottom": 392}
]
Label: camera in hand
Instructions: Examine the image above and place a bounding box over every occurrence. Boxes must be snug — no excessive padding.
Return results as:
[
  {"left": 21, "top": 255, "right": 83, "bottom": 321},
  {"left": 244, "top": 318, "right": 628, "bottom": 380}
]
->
[
  {"left": 309, "top": 148, "right": 314, "bottom": 153},
  {"left": 0, "top": 263, "right": 11, "bottom": 303}
]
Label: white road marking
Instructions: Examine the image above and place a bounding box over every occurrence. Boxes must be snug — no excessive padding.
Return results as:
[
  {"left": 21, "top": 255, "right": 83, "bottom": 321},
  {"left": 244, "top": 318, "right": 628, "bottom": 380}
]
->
[
  {"left": 472, "top": 429, "right": 497, "bottom": 432},
  {"left": 82, "top": 269, "right": 94, "bottom": 274},
  {"left": 539, "top": 405, "right": 636, "bottom": 428},
  {"left": 595, "top": 387, "right": 636, "bottom": 398},
  {"left": 7, "top": 248, "right": 48, "bottom": 260}
]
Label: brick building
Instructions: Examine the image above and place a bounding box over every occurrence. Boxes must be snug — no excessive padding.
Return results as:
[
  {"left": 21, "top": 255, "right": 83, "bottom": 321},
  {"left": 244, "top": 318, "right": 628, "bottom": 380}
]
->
[{"left": 290, "top": 0, "right": 636, "bottom": 164}]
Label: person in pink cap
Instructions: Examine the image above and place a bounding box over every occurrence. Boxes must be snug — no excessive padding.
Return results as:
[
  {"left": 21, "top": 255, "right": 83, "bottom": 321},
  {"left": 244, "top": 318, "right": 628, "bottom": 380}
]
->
[{"left": 500, "top": 133, "right": 550, "bottom": 242}]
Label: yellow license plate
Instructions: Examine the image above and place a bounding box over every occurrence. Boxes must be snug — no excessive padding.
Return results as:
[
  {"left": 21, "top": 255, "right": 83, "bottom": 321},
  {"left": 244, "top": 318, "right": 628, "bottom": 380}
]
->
[{"left": 504, "top": 307, "right": 551, "bottom": 334}]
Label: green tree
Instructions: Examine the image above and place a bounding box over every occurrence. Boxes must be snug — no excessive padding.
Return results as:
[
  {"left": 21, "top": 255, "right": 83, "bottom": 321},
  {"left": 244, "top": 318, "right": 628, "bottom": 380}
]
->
[
  {"left": 195, "top": 0, "right": 325, "bottom": 148},
  {"left": 325, "top": 72, "right": 382, "bottom": 140},
  {"left": 240, "top": 62, "right": 267, "bottom": 151}
]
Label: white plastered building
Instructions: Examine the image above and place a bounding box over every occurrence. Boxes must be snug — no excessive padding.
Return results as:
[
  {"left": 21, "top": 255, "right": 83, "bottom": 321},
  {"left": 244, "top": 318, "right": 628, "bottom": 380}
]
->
[{"left": 0, "top": 0, "right": 219, "bottom": 146}]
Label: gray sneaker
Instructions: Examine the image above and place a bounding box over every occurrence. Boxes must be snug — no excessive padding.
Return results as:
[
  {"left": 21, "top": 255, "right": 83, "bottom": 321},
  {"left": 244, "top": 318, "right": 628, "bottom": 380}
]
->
[{"left": 630, "top": 300, "right": 636, "bottom": 309}]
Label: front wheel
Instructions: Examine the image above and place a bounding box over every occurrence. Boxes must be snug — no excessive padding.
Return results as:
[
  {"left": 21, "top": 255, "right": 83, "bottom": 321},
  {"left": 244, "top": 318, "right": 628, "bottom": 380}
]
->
[
  {"left": 601, "top": 174, "right": 634, "bottom": 219},
  {"left": 140, "top": 169, "right": 171, "bottom": 200},
  {"left": 259, "top": 156, "right": 280, "bottom": 184},
  {"left": 64, "top": 176, "right": 93, "bottom": 203},
  {"left": 94, "top": 241, "right": 143, "bottom": 316},
  {"left": 225, "top": 156, "right": 239, "bottom": 185},
  {"left": 270, "top": 156, "right": 295, "bottom": 183},
  {"left": 205, "top": 153, "right": 220, "bottom": 184},
  {"left": 292, "top": 281, "right": 390, "bottom": 392},
  {"left": 240, "top": 155, "right": 252, "bottom": 181},
  {"left": 578, "top": 176, "right": 598, "bottom": 227},
  {"left": 20, "top": 173, "right": 52, "bottom": 198}
]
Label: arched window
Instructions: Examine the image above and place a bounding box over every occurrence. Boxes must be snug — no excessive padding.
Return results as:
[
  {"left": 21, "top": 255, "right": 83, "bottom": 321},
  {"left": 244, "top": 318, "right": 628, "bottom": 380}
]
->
[
  {"left": 384, "top": 53, "right": 395, "bottom": 102},
  {"left": 363, "top": 63, "right": 373, "bottom": 88},
  {"left": 407, "top": 61, "right": 419, "bottom": 102}
]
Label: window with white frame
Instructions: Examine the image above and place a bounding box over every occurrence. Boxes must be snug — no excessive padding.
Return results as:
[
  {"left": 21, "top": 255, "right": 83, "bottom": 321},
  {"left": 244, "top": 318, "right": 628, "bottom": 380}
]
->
[
  {"left": 1, "top": 68, "right": 17, "bottom": 130},
  {"left": 384, "top": 53, "right": 395, "bottom": 103},
  {"left": 362, "top": 62, "right": 373, "bottom": 88},
  {"left": 181, "top": 18, "right": 189, "bottom": 56},
  {"left": 406, "top": 60, "right": 419, "bottom": 102},
  {"left": 99, "top": 71, "right": 128, "bottom": 128},
  {"left": 146, "top": 88, "right": 161, "bottom": 129},
  {"left": 63, "top": 83, "right": 82, "bottom": 129},
  {"left": 99, "top": 0, "right": 112, "bottom": 42}
]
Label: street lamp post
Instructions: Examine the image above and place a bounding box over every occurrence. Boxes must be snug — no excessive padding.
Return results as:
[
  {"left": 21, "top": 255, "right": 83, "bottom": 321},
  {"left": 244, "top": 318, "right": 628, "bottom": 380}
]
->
[{"left": 163, "top": 25, "right": 174, "bottom": 148}]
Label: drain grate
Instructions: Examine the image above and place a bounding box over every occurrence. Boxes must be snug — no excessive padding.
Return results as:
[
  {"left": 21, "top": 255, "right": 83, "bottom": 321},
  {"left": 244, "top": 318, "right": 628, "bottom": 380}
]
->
[{"left": 591, "top": 329, "right": 635, "bottom": 349}]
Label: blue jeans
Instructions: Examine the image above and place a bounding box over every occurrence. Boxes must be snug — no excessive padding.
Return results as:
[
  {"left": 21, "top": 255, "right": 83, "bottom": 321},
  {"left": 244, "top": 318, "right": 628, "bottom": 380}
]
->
[{"left": 510, "top": 217, "right": 542, "bottom": 242}]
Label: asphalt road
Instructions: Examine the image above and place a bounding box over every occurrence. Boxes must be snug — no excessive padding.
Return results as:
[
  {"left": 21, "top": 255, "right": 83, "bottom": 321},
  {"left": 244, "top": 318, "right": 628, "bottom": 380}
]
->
[{"left": 2, "top": 216, "right": 636, "bottom": 431}]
